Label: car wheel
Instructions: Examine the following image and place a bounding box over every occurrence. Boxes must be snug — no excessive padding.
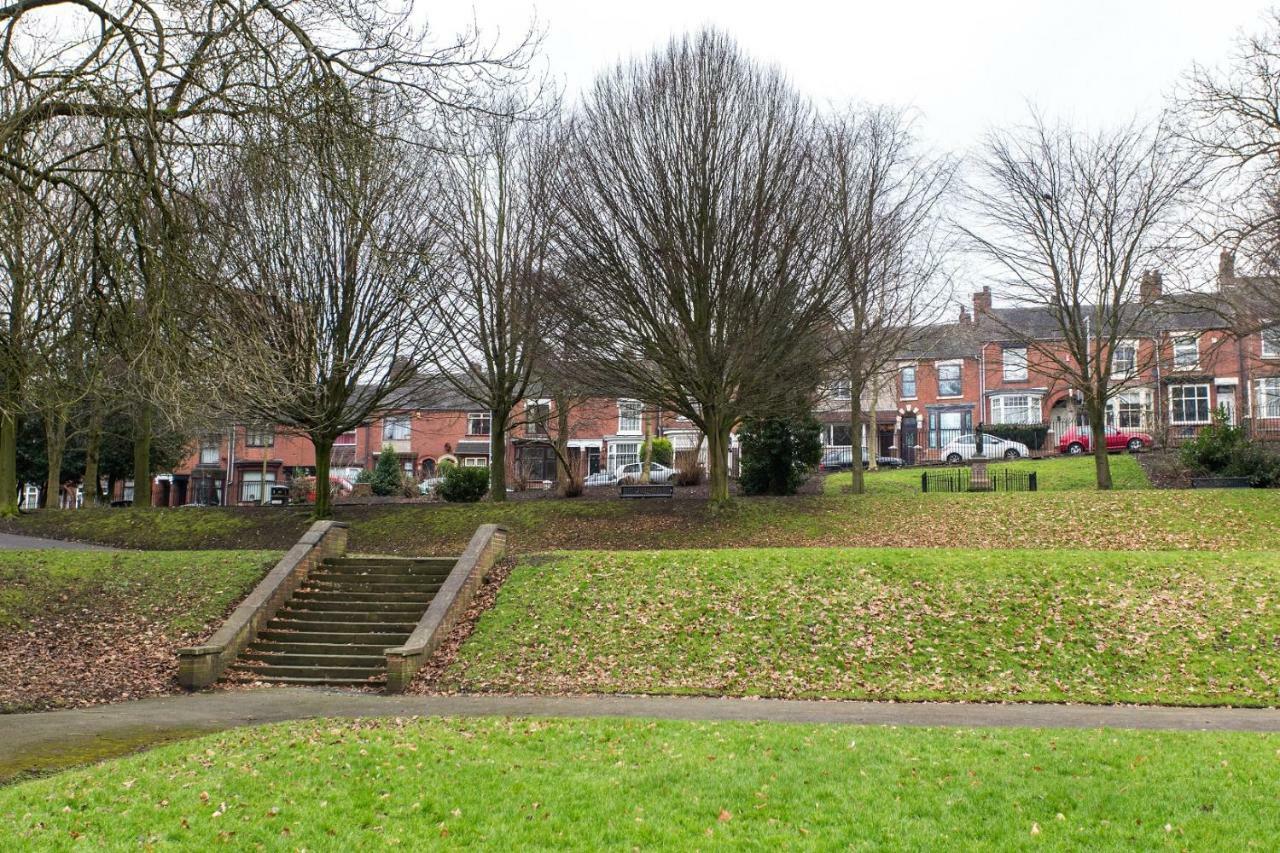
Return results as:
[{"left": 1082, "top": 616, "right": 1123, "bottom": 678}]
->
[
  {"left": 1067, "top": 442, "right": 1084, "bottom": 455},
  {"left": 946, "top": 453, "right": 962, "bottom": 464},
  {"left": 1127, "top": 438, "right": 1143, "bottom": 451},
  {"left": 1004, "top": 448, "right": 1020, "bottom": 459}
]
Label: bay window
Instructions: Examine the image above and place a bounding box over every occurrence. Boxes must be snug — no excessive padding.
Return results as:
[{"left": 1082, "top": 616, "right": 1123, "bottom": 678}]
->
[
  {"left": 1170, "top": 384, "right": 1211, "bottom": 424},
  {"left": 989, "top": 394, "right": 1040, "bottom": 425},
  {"left": 1258, "top": 378, "right": 1280, "bottom": 419},
  {"left": 608, "top": 441, "right": 640, "bottom": 473},
  {"left": 239, "top": 471, "right": 276, "bottom": 503},
  {"left": 1110, "top": 390, "right": 1147, "bottom": 429}
]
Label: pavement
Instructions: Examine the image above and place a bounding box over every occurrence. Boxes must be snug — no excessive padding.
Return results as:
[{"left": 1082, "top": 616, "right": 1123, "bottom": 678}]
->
[
  {"left": 5, "top": 689, "right": 1280, "bottom": 781},
  {"left": 0, "top": 532, "right": 114, "bottom": 550}
]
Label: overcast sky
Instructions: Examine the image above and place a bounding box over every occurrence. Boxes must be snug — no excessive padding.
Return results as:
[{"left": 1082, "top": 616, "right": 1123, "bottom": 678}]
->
[{"left": 435, "top": 0, "right": 1273, "bottom": 154}]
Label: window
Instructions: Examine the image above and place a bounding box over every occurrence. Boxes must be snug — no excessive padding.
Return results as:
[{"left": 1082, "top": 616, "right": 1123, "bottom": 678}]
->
[
  {"left": 1259, "top": 378, "right": 1280, "bottom": 419},
  {"left": 525, "top": 400, "right": 550, "bottom": 436},
  {"left": 1170, "top": 384, "right": 1211, "bottom": 424},
  {"left": 462, "top": 456, "right": 488, "bottom": 467},
  {"left": 900, "top": 366, "right": 917, "bottom": 398},
  {"left": 334, "top": 431, "right": 357, "bottom": 446},
  {"left": 989, "top": 395, "right": 1041, "bottom": 425},
  {"left": 245, "top": 425, "right": 274, "bottom": 447},
  {"left": 936, "top": 362, "right": 962, "bottom": 398},
  {"left": 199, "top": 437, "right": 220, "bottom": 465},
  {"left": 825, "top": 423, "right": 853, "bottom": 446},
  {"left": 1002, "top": 347, "right": 1028, "bottom": 381},
  {"left": 618, "top": 399, "right": 642, "bottom": 435},
  {"left": 1112, "top": 391, "right": 1147, "bottom": 429},
  {"left": 1172, "top": 335, "right": 1199, "bottom": 371},
  {"left": 928, "top": 408, "right": 970, "bottom": 448},
  {"left": 467, "top": 411, "right": 491, "bottom": 436},
  {"left": 830, "top": 381, "right": 852, "bottom": 400},
  {"left": 608, "top": 441, "right": 641, "bottom": 472},
  {"left": 1111, "top": 341, "right": 1137, "bottom": 377},
  {"left": 1263, "top": 328, "right": 1280, "bottom": 359},
  {"left": 383, "top": 415, "right": 411, "bottom": 441},
  {"left": 239, "top": 471, "right": 276, "bottom": 503}
]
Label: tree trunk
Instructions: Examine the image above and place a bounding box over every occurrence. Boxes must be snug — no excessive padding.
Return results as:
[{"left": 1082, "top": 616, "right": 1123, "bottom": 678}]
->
[
  {"left": 489, "top": 411, "right": 507, "bottom": 502},
  {"left": 261, "top": 448, "right": 270, "bottom": 506},
  {"left": 705, "top": 413, "right": 733, "bottom": 503},
  {"left": 132, "top": 405, "right": 153, "bottom": 507},
  {"left": 1089, "top": 404, "right": 1113, "bottom": 490},
  {"left": 44, "top": 408, "right": 68, "bottom": 510},
  {"left": 555, "top": 402, "right": 572, "bottom": 498},
  {"left": 0, "top": 409, "right": 17, "bottom": 516},
  {"left": 867, "top": 376, "right": 879, "bottom": 472},
  {"left": 312, "top": 434, "right": 335, "bottom": 519},
  {"left": 82, "top": 402, "right": 104, "bottom": 506},
  {"left": 848, "top": 378, "right": 866, "bottom": 495},
  {"left": 640, "top": 414, "right": 653, "bottom": 484}
]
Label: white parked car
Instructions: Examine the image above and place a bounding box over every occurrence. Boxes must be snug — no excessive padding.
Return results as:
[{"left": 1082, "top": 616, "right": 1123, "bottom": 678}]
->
[
  {"left": 940, "top": 433, "right": 1029, "bottom": 463},
  {"left": 583, "top": 470, "right": 616, "bottom": 487},
  {"left": 585, "top": 461, "right": 679, "bottom": 486}
]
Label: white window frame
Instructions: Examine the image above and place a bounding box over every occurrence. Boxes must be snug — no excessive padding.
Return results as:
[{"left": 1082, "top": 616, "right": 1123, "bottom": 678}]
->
[
  {"left": 617, "top": 399, "right": 643, "bottom": 435},
  {"left": 1169, "top": 383, "right": 1211, "bottom": 425},
  {"left": 1258, "top": 378, "right": 1280, "bottom": 419},
  {"left": 239, "top": 471, "right": 276, "bottom": 503},
  {"left": 608, "top": 441, "right": 641, "bottom": 473},
  {"left": 1171, "top": 334, "right": 1199, "bottom": 371},
  {"left": 525, "top": 399, "right": 551, "bottom": 436},
  {"left": 900, "top": 365, "right": 917, "bottom": 399},
  {"left": 935, "top": 361, "right": 962, "bottom": 399},
  {"left": 1262, "top": 327, "right": 1280, "bottom": 359},
  {"left": 1109, "top": 389, "right": 1148, "bottom": 429},
  {"left": 383, "top": 414, "right": 411, "bottom": 441},
  {"left": 334, "top": 431, "right": 357, "bottom": 447},
  {"left": 1001, "top": 347, "right": 1028, "bottom": 382},
  {"left": 199, "top": 437, "right": 220, "bottom": 465},
  {"left": 989, "top": 394, "right": 1041, "bottom": 425},
  {"left": 467, "top": 411, "right": 491, "bottom": 436},
  {"left": 830, "top": 381, "right": 852, "bottom": 400},
  {"left": 1111, "top": 340, "right": 1138, "bottom": 378},
  {"left": 462, "top": 456, "right": 488, "bottom": 468}
]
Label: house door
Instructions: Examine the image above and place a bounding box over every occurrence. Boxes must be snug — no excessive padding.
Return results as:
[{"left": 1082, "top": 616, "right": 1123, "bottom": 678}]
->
[
  {"left": 900, "top": 416, "right": 918, "bottom": 465},
  {"left": 1216, "top": 385, "right": 1237, "bottom": 425}
]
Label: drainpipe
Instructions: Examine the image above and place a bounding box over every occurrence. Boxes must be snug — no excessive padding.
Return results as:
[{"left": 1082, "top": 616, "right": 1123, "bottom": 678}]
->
[{"left": 225, "top": 425, "right": 236, "bottom": 507}]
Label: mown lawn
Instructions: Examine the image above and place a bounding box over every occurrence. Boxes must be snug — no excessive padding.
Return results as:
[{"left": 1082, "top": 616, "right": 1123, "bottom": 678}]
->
[
  {"left": 438, "top": 547, "right": 1280, "bottom": 707},
  {"left": 824, "top": 453, "right": 1151, "bottom": 495},
  {"left": 0, "top": 550, "right": 278, "bottom": 713},
  {"left": 2, "top": 716, "right": 1277, "bottom": 849}
]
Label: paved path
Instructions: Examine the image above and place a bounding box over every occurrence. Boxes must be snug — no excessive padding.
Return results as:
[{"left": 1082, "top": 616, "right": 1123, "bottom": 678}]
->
[
  {"left": 5, "top": 689, "right": 1280, "bottom": 779},
  {"left": 0, "top": 531, "right": 114, "bottom": 550}
]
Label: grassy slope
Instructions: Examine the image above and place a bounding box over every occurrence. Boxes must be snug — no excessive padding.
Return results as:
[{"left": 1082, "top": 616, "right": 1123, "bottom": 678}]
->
[
  {"left": 4, "top": 476, "right": 1276, "bottom": 558},
  {"left": 0, "top": 550, "right": 278, "bottom": 631},
  {"left": 2, "top": 717, "right": 1277, "bottom": 849},
  {"left": 824, "top": 453, "right": 1151, "bottom": 494},
  {"left": 440, "top": 547, "right": 1280, "bottom": 706}
]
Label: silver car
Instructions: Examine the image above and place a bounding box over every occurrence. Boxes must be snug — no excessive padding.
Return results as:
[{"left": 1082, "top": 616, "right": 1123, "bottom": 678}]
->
[{"left": 941, "top": 433, "right": 1029, "bottom": 463}]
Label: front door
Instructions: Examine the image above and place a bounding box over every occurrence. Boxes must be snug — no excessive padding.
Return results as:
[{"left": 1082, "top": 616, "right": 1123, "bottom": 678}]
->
[
  {"left": 900, "top": 416, "right": 917, "bottom": 465},
  {"left": 1216, "top": 386, "right": 1237, "bottom": 425}
]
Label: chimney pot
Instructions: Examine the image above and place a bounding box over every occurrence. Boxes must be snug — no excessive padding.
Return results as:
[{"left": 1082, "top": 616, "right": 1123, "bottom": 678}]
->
[
  {"left": 972, "top": 286, "right": 993, "bottom": 317},
  {"left": 1219, "top": 249, "right": 1236, "bottom": 288},
  {"left": 1139, "top": 269, "right": 1163, "bottom": 304}
]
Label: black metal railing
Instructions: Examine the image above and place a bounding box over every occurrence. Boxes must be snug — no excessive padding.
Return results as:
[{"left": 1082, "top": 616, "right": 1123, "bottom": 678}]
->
[{"left": 921, "top": 468, "right": 1037, "bottom": 493}]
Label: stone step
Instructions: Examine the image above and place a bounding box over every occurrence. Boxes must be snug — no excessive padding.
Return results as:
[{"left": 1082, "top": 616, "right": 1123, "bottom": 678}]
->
[
  {"left": 323, "top": 556, "right": 456, "bottom": 570},
  {"left": 283, "top": 598, "right": 427, "bottom": 613},
  {"left": 257, "top": 629, "right": 412, "bottom": 645},
  {"left": 307, "top": 573, "right": 446, "bottom": 588},
  {"left": 241, "top": 651, "right": 385, "bottom": 668},
  {"left": 267, "top": 617, "right": 418, "bottom": 633},
  {"left": 292, "top": 589, "right": 434, "bottom": 604},
  {"left": 305, "top": 577, "right": 443, "bottom": 591},
  {"left": 226, "top": 674, "right": 388, "bottom": 686},
  {"left": 231, "top": 663, "right": 383, "bottom": 680},
  {"left": 278, "top": 608, "right": 420, "bottom": 624},
  {"left": 248, "top": 641, "right": 392, "bottom": 656}
]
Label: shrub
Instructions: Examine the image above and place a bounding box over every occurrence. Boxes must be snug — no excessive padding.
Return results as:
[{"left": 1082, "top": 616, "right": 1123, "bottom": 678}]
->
[
  {"left": 645, "top": 437, "right": 674, "bottom": 467},
  {"left": 437, "top": 464, "right": 490, "bottom": 502},
  {"left": 289, "top": 476, "right": 315, "bottom": 504},
  {"left": 370, "top": 444, "right": 403, "bottom": 496},
  {"left": 1181, "top": 414, "right": 1280, "bottom": 486},
  {"left": 673, "top": 450, "right": 704, "bottom": 486},
  {"left": 354, "top": 468, "right": 374, "bottom": 484},
  {"left": 738, "top": 412, "right": 822, "bottom": 496}
]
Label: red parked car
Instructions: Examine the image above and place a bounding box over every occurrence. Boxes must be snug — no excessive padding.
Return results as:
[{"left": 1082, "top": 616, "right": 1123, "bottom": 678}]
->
[{"left": 1057, "top": 425, "right": 1151, "bottom": 454}]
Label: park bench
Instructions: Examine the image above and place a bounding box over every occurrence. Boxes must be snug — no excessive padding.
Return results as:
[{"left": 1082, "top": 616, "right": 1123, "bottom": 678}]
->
[
  {"left": 619, "top": 483, "right": 675, "bottom": 499},
  {"left": 1190, "top": 476, "right": 1252, "bottom": 489}
]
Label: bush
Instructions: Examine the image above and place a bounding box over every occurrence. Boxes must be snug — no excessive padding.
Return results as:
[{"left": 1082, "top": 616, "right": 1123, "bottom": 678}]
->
[
  {"left": 354, "top": 468, "right": 374, "bottom": 484},
  {"left": 289, "top": 476, "right": 315, "bottom": 504},
  {"left": 645, "top": 437, "right": 674, "bottom": 467},
  {"left": 1181, "top": 414, "right": 1280, "bottom": 486},
  {"left": 370, "top": 444, "right": 403, "bottom": 496},
  {"left": 738, "top": 412, "right": 822, "bottom": 496},
  {"left": 985, "top": 423, "right": 1050, "bottom": 451},
  {"left": 437, "top": 464, "right": 490, "bottom": 502},
  {"left": 673, "top": 450, "right": 704, "bottom": 486}
]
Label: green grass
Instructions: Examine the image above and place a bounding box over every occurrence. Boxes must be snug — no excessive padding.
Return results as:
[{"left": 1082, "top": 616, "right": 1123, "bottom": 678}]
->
[
  {"left": 0, "top": 550, "right": 278, "bottom": 632},
  {"left": 2, "top": 717, "right": 1277, "bottom": 849},
  {"left": 824, "top": 453, "right": 1151, "bottom": 495},
  {"left": 442, "top": 547, "right": 1280, "bottom": 707}
]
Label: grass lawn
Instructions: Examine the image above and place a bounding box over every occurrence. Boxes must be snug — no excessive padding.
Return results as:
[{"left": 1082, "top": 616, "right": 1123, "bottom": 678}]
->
[
  {"left": 823, "top": 453, "right": 1151, "bottom": 495},
  {"left": 2, "top": 716, "right": 1277, "bottom": 849},
  {"left": 438, "top": 547, "right": 1280, "bottom": 707},
  {"left": 0, "top": 550, "right": 278, "bottom": 713}
]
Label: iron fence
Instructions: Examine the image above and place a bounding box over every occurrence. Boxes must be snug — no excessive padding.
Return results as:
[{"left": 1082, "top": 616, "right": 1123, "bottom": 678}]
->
[{"left": 921, "top": 467, "right": 1037, "bottom": 493}]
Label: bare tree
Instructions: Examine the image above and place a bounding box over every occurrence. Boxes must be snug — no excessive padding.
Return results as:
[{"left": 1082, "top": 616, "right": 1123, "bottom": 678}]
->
[
  {"left": 552, "top": 30, "right": 838, "bottom": 503},
  {"left": 821, "top": 105, "right": 955, "bottom": 493},
  {"left": 421, "top": 107, "right": 559, "bottom": 502},
  {"left": 207, "top": 98, "right": 438, "bottom": 519},
  {"left": 962, "top": 113, "right": 1201, "bottom": 489}
]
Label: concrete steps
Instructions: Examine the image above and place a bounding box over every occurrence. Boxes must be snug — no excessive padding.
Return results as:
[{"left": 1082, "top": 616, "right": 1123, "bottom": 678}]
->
[{"left": 225, "top": 554, "right": 455, "bottom": 687}]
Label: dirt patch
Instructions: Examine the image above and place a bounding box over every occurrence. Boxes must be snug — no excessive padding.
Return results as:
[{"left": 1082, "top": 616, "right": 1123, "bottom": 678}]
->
[
  {"left": 1138, "top": 450, "right": 1194, "bottom": 489},
  {"left": 404, "top": 557, "right": 518, "bottom": 693}
]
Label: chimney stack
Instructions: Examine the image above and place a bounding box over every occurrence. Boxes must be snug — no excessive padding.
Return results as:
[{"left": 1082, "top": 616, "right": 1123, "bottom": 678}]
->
[
  {"left": 1218, "top": 249, "right": 1236, "bottom": 289},
  {"left": 959, "top": 305, "right": 971, "bottom": 324},
  {"left": 1139, "top": 269, "right": 1163, "bottom": 305},
  {"left": 972, "top": 286, "right": 993, "bottom": 317}
]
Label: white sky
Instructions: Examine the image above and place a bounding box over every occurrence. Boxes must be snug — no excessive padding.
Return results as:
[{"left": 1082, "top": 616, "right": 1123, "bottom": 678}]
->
[{"left": 435, "top": 0, "right": 1274, "bottom": 154}]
